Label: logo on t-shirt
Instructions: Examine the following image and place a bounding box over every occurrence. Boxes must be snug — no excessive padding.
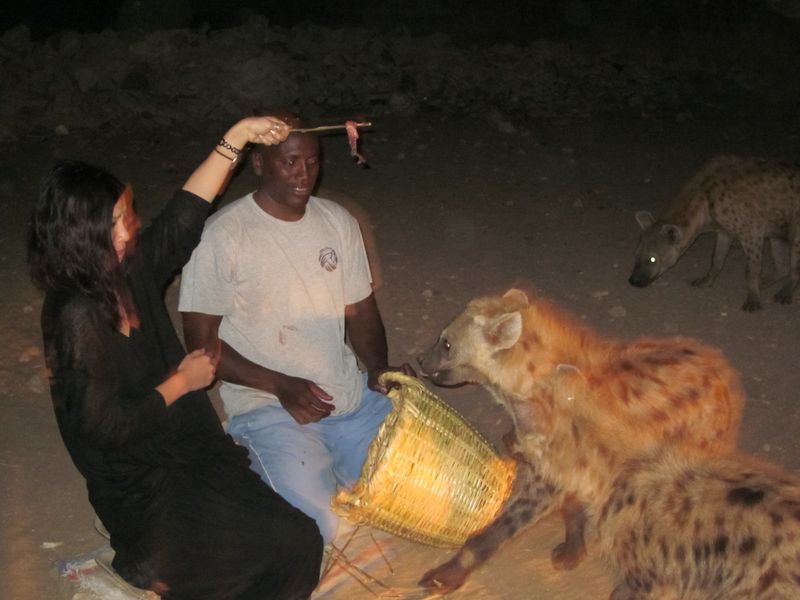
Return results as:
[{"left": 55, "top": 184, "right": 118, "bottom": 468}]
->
[{"left": 319, "top": 247, "right": 338, "bottom": 272}]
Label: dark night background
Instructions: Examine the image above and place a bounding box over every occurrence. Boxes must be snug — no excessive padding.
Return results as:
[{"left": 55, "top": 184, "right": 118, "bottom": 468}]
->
[
  {"left": 3, "top": 0, "right": 800, "bottom": 139},
  {"left": 3, "top": 2, "right": 800, "bottom": 599},
  {"left": 4, "top": 0, "right": 800, "bottom": 45}
]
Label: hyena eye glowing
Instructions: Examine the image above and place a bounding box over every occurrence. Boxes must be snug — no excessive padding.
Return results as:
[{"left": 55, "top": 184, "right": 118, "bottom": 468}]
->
[
  {"left": 649, "top": 256, "right": 657, "bottom": 263},
  {"left": 443, "top": 339, "right": 451, "bottom": 351}
]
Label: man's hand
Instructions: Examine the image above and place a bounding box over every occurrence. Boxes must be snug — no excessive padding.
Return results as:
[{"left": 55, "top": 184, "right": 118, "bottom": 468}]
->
[
  {"left": 367, "top": 363, "right": 417, "bottom": 395},
  {"left": 274, "top": 374, "right": 335, "bottom": 424}
]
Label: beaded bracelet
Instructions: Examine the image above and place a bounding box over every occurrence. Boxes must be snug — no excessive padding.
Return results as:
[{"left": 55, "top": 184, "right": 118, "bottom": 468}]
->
[{"left": 217, "top": 137, "right": 243, "bottom": 156}]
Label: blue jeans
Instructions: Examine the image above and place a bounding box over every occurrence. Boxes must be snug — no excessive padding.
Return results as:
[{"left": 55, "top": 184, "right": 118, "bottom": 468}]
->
[{"left": 228, "top": 376, "right": 392, "bottom": 544}]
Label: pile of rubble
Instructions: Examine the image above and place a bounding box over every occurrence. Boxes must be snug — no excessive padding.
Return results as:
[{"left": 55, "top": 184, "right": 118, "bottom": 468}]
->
[{"left": 1, "top": 14, "right": 797, "bottom": 141}]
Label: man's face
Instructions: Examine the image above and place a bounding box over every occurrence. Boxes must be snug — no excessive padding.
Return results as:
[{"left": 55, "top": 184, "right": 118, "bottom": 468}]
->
[{"left": 253, "top": 133, "right": 320, "bottom": 220}]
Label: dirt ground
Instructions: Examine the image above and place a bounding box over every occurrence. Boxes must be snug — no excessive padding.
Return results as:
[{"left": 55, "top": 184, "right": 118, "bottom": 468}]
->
[{"left": 2, "top": 102, "right": 800, "bottom": 599}]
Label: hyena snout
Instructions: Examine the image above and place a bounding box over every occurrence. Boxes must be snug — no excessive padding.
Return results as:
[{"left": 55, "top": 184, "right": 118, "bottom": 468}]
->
[
  {"left": 416, "top": 353, "right": 428, "bottom": 372},
  {"left": 417, "top": 345, "right": 461, "bottom": 385},
  {"left": 628, "top": 265, "right": 656, "bottom": 287},
  {"left": 416, "top": 347, "right": 440, "bottom": 377}
]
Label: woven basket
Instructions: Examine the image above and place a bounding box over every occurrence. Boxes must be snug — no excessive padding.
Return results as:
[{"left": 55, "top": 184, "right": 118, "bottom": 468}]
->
[{"left": 332, "top": 372, "right": 516, "bottom": 548}]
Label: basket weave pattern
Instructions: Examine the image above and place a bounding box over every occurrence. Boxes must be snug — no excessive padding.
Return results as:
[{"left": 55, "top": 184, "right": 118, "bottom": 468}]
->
[{"left": 332, "top": 372, "right": 516, "bottom": 548}]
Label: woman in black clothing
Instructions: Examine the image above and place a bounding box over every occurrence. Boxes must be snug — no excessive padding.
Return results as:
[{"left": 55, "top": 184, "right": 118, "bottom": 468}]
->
[{"left": 27, "top": 116, "right": 323, "bottom": 600}]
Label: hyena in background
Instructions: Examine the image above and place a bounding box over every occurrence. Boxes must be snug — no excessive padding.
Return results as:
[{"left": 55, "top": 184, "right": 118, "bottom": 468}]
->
[
  {"left": 629, "top": 155, "right": 800, "bottom": 311},
  {"left": 416, "top": 288, "right": 744, "bottom": 594}
]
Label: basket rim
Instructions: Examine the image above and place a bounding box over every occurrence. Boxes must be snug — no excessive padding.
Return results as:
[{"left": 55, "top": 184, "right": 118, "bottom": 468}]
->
[{"left": 379, "top": 372, "right": 499, "bottom": 450}]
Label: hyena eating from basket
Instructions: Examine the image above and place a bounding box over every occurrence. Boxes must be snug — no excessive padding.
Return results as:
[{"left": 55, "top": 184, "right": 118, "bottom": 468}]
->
[
  {"left": 519, "top": 367, "right": 800, "bottom": 600},
  {"left": 629, "top": 155, "right": 800, "bottom": 311},
  {"left": 416, "top": 288, "right": 744, "bottom": 594}
]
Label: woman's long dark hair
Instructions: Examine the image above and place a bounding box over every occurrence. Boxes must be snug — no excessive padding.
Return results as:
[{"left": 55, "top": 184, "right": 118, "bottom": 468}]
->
[{"left": 28, "top": 160, "right": 128, "bottom": 328}]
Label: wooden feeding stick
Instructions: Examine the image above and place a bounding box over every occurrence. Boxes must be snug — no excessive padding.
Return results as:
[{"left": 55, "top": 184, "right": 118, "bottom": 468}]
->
[
  {"left": 290, "top": 121, "right": 372, "bottom": 133},
  {"left": 290, "top": 120, "right": 371, "bottom": 165}
]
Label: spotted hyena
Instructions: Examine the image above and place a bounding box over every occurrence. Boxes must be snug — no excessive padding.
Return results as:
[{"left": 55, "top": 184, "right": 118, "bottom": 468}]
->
[
  {"left": 629, "top": 155, "right": 800, "bottom": 311},
  {"left": 485, "top": 366, "right": 799, "bottom": 600},
  {"left": 596, "top": 447, "right": 800, "bottom": 600},
  {"left": 416, "top": 288, "right": 744, "bottom": 594},
  {"left": 537, "top": 367, "right": 800, "bottom": 600}
]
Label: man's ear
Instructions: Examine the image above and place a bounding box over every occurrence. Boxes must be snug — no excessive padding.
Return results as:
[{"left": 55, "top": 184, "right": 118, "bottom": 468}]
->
[{"left": 251, "top": 149, "right": 264, "bottom": 176}]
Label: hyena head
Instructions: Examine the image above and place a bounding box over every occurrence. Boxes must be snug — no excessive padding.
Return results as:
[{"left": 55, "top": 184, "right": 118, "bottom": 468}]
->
[
  {"left": 418, "top": 289, "right": 531, "bottom": 387},
  {"left": 629, "top": 211, "right": 685, "bottom": 287}
]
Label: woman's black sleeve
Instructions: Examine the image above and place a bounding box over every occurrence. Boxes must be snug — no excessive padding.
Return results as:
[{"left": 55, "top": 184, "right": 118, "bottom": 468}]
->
[
  {"left": 137, "top": 190, "right": 212, "bottom": 289},
  {"left": 48, "top": 299, "right": 169, "bottom": 451}
]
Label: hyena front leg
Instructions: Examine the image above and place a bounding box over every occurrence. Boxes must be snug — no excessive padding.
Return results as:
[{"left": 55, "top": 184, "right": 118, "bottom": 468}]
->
[
  {"left": 418, "top": 460, "right": 562, "bottom": 594},
  {"left": 768, "top": 238, "right": 790, "bottom": 279},
  {"left": 551, "top": 492, "right": 588, "bottom": 570},
  {"left": 692, "top": 230, "right": 732, "bottom": 287},
  {"left": 774, "top": 224, "right": 800, "bottom": 304},
  {"left": 740, "top": 231, "right": 765, "bottom": 311}
]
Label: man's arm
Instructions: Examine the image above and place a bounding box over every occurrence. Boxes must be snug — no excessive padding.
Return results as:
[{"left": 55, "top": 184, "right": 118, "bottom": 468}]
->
[
  {"left": 181, "top": 311, "right": 334, "bottom": 423},
  {"left": 345, "top": 293, "right": 415, "bottom": 393}
]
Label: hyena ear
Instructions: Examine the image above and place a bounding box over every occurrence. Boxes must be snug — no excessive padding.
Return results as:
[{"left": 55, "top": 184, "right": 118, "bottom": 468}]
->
[
  {"left": 502, "top": 288, "right": 530, "bottom": 307},
  {"left": 554, "top": 364, "right": 587, "bottom": 407},
  {"left": 484, "top": 312, "right": 523, "bottom": 350},
  {"left": 661, "top": 223, "right": 682, "bottom": 244},
  {"left": 635, "top": 210, "right": 655, "bottom": 230}
]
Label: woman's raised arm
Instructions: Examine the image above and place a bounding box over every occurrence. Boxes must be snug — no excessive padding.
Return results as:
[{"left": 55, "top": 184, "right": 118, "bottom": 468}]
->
[{"left": 182, "top": 116, "right": 290, "bottom": 201}]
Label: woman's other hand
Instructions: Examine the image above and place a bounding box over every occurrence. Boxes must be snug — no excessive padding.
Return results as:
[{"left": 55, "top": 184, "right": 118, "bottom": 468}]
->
[
  {"left": 177, "top": 349, "right": 217, "bottom": 391},
  {"left": 157, "top": 349, "right": 217, "bottom": 405}
]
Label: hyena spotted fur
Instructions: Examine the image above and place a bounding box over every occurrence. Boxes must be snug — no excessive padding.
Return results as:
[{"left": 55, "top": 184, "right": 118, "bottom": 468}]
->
[
  {"left": 552, "top": 367, "right": 800, "bottom": 600},
  {"left": 629, "top": 155, "right": 800, "bottom": 311},
  {"left": 597, "top": 448, "right": 800, "bottom": 600},
  {"left": 416, "top": 288, "right": 744, "bottom": 594},
  {"left": 518, "top": 367, "right": 800, "bottom": 600}
]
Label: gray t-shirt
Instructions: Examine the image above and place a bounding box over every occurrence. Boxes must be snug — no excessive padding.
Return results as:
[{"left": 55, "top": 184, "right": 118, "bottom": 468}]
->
[{"left": 179, "top": 193, "right": 373, "bottom": 417}]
